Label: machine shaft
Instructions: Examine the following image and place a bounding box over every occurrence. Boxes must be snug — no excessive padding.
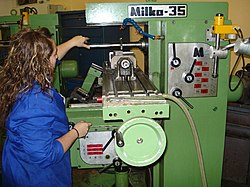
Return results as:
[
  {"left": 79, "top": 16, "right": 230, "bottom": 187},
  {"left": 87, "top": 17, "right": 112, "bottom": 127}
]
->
[
  {"left": 89, "top": 41, "right": 147, "bottom": 50},
  {"left": 212, "top": 33, "right": 220, "bottom": 78}
]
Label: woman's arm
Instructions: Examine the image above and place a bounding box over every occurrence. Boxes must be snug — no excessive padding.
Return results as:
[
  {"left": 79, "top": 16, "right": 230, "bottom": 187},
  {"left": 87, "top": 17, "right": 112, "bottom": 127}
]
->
[
  {"left": 57, "top": 36, "right": 90, "bottom": 60},
  {"left": 57, "top": 121, "right": 91, "bottom": 153}
]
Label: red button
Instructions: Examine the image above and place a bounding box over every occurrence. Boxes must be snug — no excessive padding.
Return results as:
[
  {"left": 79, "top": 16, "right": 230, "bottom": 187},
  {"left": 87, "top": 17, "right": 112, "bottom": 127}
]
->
[
  {"left": 201, "top": 78, "right": 209, "bottom": 82},
  {"left": 195, "top": 73, "right": 202, "bottom": 77},
  {"left": 202, "top": 67, "right": 209, "bottom": 71},
  {"left": 201, "top": 89, "right": 208, "bottom": 94},
  {"left": 195, "top": 61, "right": 203, "bottom": 66},
  {"left": 194, "top": 84, "right": 201, "bottom": 88},
  {"left": 96, "top": 97, "right": 102, "bottom": 103}
]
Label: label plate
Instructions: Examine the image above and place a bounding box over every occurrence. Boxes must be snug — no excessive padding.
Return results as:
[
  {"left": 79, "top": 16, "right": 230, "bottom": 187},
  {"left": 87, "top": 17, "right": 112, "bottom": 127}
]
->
[{"left": 128, "top": 4, "right": 187, "bottom": 18}]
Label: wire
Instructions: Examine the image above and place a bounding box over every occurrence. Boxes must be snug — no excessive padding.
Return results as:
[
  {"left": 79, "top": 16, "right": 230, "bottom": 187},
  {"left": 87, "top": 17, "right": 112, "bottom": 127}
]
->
[
  {"left": 234, "top": 27, "right": 244, "bottom": 39},
  {"left": 148, "top": 167, "right": 152, "bottom": 187},
  {"left": 229, "top": 54, "right": 245, "bottom": 91},
  {"left": 162, "top": 94, "right": 207, "bottom": 187},
  {"left": 30, "top": 7, "right": 38, "bottom": 15},
  {"left": 229, "top": 28, "right": 245, "bottom": 92},
  {"left": 20, "top": 14, "right": 24, "bottom": 29},
  {"left": 128, "top": 167, "right": 133, "bottom": 187},
  {"left": 23, "top": 7, "right": 38, "bottom": 15}
]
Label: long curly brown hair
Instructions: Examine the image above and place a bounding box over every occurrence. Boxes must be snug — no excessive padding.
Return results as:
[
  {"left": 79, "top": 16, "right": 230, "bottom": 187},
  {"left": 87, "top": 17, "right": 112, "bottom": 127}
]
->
[{"left": 0, "top": 28, "right": 55, "bottom": 126}]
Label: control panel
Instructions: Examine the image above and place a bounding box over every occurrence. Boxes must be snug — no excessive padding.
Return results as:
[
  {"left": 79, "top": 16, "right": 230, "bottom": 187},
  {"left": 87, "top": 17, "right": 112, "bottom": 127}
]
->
[
  {"left": 168, "top": 43, "right": 218, "bottom": 98},
  {"left": 79, "top": 131, "right": 117, "bottom": 165}
]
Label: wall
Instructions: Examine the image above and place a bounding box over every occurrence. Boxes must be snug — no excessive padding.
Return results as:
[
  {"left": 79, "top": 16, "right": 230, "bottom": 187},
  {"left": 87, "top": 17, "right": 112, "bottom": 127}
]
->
[
  {"left": 0, "top": 0, "right": 14, "bottom": 16},
  {"left": 227, "top": 0, "right": 250, "bottom": 72}
]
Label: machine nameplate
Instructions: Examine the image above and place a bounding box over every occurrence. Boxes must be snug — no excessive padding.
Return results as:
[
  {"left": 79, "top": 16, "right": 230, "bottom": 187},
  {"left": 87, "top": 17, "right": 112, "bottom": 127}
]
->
[{"left": 128, "top": 4, "right": 187, "bottom": 18}]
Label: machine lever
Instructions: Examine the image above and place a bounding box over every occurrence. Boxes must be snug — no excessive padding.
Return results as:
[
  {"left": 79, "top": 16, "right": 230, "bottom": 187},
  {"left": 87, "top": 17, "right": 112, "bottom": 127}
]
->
[
  {"left": 102, "top": 129, "right": 116, "bottom": 152},
  {"left": 102, "top": 129, "right": 125, "bottom": 152},
  {"left": 98, "top": 162, "right": 114, "bottom": 173},
  {"left": 184, "top": 59, "right": 197, "bottom": 83},
  {"left": 179, "top": 95, "right": 194, "bottom": 109},
  {"left": 116, "top": 131, "right": 124, "bottom": 147},
  {"left": 113, "top": 157, "right": 124, "bottom": 172},
  {"left": 98, "top": 157, "right": 123, "bottom": 173},
  {"left": 170, "top": 43, "right": 181, "bottom": 68},
  {"left": 212, "top": 33, "right": 220, "bottom": 78},
  {"left": 172, "top": 88, "right": 194, "bottom": 109}
]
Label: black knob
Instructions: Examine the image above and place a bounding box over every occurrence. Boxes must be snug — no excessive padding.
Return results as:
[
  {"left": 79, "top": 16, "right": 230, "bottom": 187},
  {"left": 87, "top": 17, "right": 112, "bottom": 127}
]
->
[
  {"left": 68, "top": 122, "right": 75, "bottom": 130},
  {"left": 171, "top": 57, "right": 181, "bottom": 68},
  {"left": 172, "top": 88, "right": 194, "bottom": 109},
  {"left": 172, "top": 88, "right": 182, "bottom": 98},
  {"left": 116, "top": 131, "right": 124, "bottom": 147},
  {"left": 184, "top": 73, "right": 195, "bottom": 83}
]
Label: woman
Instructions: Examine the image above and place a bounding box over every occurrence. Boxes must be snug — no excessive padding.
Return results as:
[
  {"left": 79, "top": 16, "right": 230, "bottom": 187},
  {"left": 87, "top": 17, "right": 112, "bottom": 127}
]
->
[{"left": 0, "top": 28, "right": 91, "bottom": 186}]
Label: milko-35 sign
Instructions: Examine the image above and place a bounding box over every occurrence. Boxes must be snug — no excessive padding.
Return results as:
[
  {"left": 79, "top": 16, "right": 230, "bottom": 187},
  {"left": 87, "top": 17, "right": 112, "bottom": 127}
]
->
[{"left": 128, "top": 4, "right": 187, "bottom": 18}]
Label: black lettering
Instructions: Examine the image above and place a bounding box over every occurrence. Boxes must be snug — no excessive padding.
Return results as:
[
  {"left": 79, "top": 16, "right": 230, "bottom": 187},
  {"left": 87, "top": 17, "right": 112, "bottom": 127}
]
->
[
  {"left": 149, "top": 7, "right": 156, "bottom": 16},
  {"left": 169, "top": 6, "right": 177, "bottom": 16},
  {"left": 130, "top": 7, "right": 141, "bottom": 16},
  {"left": 145, "top": 7, "right": 148, "bottom": 16},
  {"left": 177, "top": 6, "right": 186, "bottom": 16},
  {"left": 157, "top": 10, "right": 164, "bottom": 16},
  {"left": 193, "top": 47, "right": 204, "bottom": 57},
  {"left": 141, "top": 7, "right": 144, "bottom": 16}
]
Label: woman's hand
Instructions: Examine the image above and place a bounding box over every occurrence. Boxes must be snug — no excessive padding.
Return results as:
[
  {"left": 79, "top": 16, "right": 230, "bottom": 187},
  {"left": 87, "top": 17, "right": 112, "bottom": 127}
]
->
[
  {"left": 74, "top": 121, "right": 91, "bottom": 138},
  {"left": 56, "top": 35, "right": 90, "bottom": 60},
  {"left": 71, "top": 35, "right": 90, "bottom": 49},
  {"left": 57, "top": 121, "right": 91, "bottom": 153}
]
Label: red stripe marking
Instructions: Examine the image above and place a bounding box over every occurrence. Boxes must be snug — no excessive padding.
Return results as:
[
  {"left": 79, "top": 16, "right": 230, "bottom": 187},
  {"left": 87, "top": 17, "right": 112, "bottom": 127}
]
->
[
  {"left": 87, "top": 151, "right": 103, "bottom": 155},
  {"left": 87, "top": 148, "right": 103, "bottom": 151},
  {"left": 87, "top": 144, "right": 103, "bottom": 148}
]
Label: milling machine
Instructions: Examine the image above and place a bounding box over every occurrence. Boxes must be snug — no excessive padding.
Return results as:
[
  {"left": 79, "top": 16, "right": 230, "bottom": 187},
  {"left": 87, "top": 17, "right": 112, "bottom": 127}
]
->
[
  {"left": 0, "top": 2, "right": 246, "bottom": 187},
  {"left": 66, "top": 2, "right": 245, "bottom": 187}
]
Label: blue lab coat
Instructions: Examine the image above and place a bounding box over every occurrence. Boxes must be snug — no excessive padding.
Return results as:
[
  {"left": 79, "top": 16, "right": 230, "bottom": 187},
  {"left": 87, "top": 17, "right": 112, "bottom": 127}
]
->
[{"left": 2, "top": 84, "right": 71, "bottom": 187}]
